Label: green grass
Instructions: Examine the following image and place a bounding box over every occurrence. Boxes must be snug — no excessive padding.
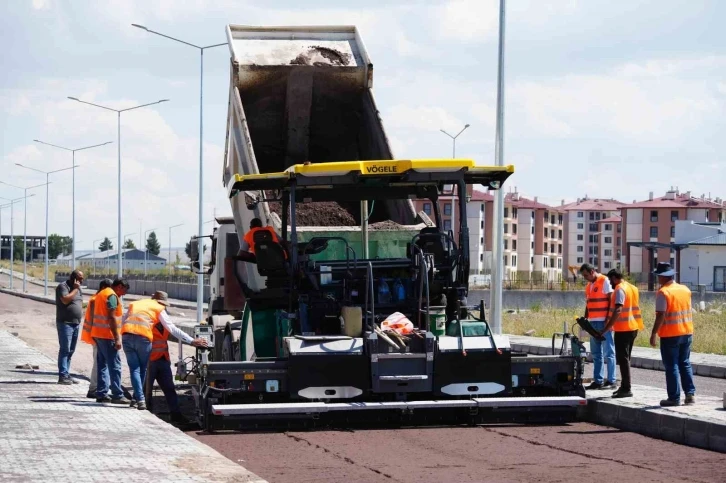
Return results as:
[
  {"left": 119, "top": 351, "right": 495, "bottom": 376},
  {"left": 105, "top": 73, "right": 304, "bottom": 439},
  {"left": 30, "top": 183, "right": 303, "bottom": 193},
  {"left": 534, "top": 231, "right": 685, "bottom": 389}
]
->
[{"left": 502, "top": 302, "right": 726, "bottom": 355}]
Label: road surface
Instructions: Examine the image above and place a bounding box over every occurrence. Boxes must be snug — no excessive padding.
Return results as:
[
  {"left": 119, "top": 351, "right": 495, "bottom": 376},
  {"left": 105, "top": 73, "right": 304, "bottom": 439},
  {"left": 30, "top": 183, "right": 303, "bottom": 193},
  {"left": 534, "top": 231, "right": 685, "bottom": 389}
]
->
[{"left": 1, "top": 290, "right": 724, "bottom": 483}]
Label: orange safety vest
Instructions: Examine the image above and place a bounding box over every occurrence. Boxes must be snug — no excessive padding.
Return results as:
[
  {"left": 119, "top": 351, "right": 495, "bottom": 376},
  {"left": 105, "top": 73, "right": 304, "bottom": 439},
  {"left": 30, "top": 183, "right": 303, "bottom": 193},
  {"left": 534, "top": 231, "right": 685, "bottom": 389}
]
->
[
  {"left": 150, "top": 321, "right": 171, "bottom": 362},
  {"left": 81, "top": 295, "right": 97, "bottom": 345},
  {"left": 610, "top": 281, "right": 644, "bottom": 332},
  {"left": 585, "top": 273, "right": 610, "bottom": 321},
  {"left": 121, "top": 299, "right": 164, "bottom": 341},
  {"left": 90, "top": 287, "right": 122, "bottom": 340},
  {"left": 243, "top": 226, "right": 281, "bottom": 255},
  {"left": 657, "top": 282, "right": 693, "bottom": 338}
]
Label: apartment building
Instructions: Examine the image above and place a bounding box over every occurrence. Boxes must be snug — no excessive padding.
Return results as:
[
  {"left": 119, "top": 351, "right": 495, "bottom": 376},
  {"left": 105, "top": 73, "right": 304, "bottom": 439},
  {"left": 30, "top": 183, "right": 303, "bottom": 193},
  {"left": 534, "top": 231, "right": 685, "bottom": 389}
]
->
[
  {"left": 561, "top": 198, "right": 626, "bottom": 273},
  {"left": 597, "top": 216, "right": 622, "bottom": 272},
  {"left": 622, "top": 189, "right": 726, "bottom": 277}
]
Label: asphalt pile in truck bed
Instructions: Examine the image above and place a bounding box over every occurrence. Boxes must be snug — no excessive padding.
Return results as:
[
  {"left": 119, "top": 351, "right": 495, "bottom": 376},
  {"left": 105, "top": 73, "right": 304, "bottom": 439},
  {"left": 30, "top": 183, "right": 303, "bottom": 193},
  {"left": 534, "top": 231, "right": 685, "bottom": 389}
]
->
[{"left": 268, "top": 200, "right": 357, "bottom": 226}]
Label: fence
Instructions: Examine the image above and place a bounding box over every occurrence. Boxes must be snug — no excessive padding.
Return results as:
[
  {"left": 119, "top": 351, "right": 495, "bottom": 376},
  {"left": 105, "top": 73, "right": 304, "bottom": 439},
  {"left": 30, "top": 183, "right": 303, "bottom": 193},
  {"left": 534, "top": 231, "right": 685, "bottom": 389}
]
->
[{"left": 55, "top": 272, "right": 210, "bottom": 303}]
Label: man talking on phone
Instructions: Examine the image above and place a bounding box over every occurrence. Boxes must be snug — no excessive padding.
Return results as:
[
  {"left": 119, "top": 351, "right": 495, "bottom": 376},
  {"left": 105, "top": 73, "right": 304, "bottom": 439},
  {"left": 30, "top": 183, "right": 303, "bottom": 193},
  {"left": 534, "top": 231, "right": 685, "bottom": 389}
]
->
[{"left": 55, "top": 270, "right": 84, "bottom": 384}]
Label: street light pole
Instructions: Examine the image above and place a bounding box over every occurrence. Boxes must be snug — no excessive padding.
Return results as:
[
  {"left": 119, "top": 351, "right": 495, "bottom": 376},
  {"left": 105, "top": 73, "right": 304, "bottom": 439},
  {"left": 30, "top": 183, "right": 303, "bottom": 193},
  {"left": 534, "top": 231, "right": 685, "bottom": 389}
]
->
[
  {"left": 439, "top": 124, "right": 470, "bottom": 246},
  {"left": 33, "top": 140, "right": 113, "bottom": 271},
  {"left": 490, "top": 0, "right": 507, "bottom": 335},
  {"left": 143, "top": 228, "right": 157, "bottom": 276},
  {"left": 1, "top": 195, "right": 35, "bottom": 290},
  {"left": 16, "top": 162, "right": 78, "bottom": 296},
  {"left": 1, "top": 181, "right": 49, "bottom": 292},
  {"left": 133, "top": 23, "right": 226, "bottom": 325},
  {"left": 67, "top": 97, "right": 169, "bottom": 279},
  {"left": 167, "top": 223, "right": 183, "bottom": 275}
]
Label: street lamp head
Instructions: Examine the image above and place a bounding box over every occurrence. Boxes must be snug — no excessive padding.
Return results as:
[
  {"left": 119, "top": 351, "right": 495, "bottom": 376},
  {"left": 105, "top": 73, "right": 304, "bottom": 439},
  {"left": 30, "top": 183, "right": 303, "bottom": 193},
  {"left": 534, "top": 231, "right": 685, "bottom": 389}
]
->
[
  {"left": 67, "top": 96, "right": 79, "bottom": 101},
  {"left": 464, "top": 124, "right": 470, "bottom": 128},
  {"left": 131, "top": 23, "right": 148, "bottom": 30},
  {"left": 158, "top": 99, "right": 170, "bottom": 103}
]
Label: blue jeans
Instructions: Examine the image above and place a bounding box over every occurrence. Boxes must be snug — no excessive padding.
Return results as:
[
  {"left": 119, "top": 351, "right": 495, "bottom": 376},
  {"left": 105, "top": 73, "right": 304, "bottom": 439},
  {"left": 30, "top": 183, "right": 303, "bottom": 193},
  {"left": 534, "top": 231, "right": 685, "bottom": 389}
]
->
[
  {"left": 95, "top": 338, "right": 124, "bottom": 399},
  {"left": 660, "top": 335, "right": 696, "bottom": 401},
  {"left": 148, "top": 358, "right": 180, "bottom": 413},
  {"left": 56, "top": 322, "right": 79, "bottom": 379},
  {"left": 122, "top": 334, "right": 152, "bottom": 402},
  {"left": 589, "top": 320, "right": 616, "bottom": 384}
]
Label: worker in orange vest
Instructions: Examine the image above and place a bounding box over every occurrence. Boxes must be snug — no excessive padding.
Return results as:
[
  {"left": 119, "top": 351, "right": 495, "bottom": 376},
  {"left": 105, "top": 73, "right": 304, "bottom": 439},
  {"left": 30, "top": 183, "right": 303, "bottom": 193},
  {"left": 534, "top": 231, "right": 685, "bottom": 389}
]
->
[
  {"left": 650, "top": 262, "right": 696, "bottom": 407},
  {"left": 91, "top": 278, "right": 130, "bottom": 404},
  {"left": 121, "top": 294, "right": 169, "bottom": 410},
  {"left": 146, "top": 291, "right": 208, "bottom": 423},
  {"left": 602, "top": 269, "right": 643, "bottom": 398},
  {"left": 580, "top": 263, "right": 616, "bottom": 390},
  {"left": 80, "top": 278, "right": 112, "bottom": 398},
  {"left": 238, "top": 217, "right": 286, "bottom": 262}
]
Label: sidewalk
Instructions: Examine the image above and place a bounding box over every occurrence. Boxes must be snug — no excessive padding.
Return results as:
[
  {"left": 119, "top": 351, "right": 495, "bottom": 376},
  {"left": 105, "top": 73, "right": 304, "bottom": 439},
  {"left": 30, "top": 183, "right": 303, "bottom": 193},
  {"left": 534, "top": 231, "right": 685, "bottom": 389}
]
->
[
  {"left": 584, "top": 384, "right": 726, "bottom": 453},
  {"left": 509, "top": 334, "right": 726, "bottom": 379},
  {"left": 0, "top": 329, "right": 265, "bottom": 483}
]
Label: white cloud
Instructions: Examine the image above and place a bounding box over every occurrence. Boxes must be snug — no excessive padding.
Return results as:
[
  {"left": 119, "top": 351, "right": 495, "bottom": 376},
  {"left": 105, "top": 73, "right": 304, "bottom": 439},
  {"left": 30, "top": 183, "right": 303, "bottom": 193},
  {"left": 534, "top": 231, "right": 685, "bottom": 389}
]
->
[
  {"left": 387, "top": 105, "right": 466, "bottom": 134},
  {"left": 436, "top": 0, "right": 499, "bottom": 42}
]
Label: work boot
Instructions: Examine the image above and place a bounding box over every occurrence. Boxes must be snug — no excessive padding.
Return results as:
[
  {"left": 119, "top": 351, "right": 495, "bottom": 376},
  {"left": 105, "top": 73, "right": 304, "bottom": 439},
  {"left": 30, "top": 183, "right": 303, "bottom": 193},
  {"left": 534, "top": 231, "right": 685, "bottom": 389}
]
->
[
  {"left": 86, "top": 390, "right": 96, "bottom": 399},
  {"left": 129, "top": 399, "right": 137, "bottom": 408},
  {"left": 57, "top": 377, "right": 73, "bottom": 385},
  {"left": 137, "top": 401, "right": 147, "bottom": 411},
  {"left": 96, "top": 396, "right": 112, "bottom": 403},
  {"left": 602, "top": 381, "right": 617, "bottom": 390},
  {"left": 110, "top": 397, "right": 131, "bottom": 405},
  {"left": 585, "top": 382, "right": 603, "bottom": 390},
  {"left": 660, "top": 399, "right": 681, "bottom": 407},
  {"left": 170, "top": 412, "right": 190, "bottom": 424},
  {"left": 612, "top": 389, "right": 633, "bottom": 398},
  {"left": 685, "top": 394, "right": 696, "bottom": 405}
]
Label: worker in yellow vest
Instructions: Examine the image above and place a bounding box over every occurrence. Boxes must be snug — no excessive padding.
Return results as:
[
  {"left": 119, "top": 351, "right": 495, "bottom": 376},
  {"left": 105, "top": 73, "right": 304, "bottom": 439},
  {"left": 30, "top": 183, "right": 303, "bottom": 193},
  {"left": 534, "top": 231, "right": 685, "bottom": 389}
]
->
[
  {"left": 650, "top": 262, "right": 696, "bottom": 407},
  {"left": 602, "top": 269, "right": 643, "bottom": 398},
  {"left": 91, "top": 278, "right": 130, "bottom": 404},
  {"left": 580, "top": 263, "right": 616, "bottom": 390},
  {"left": 146, "top": 291, "right": 208, "bottom": 424},
  {"left": 80, "top": 279, "right": 112, "bottom": 398},
  {"left": 121, "top": 294, "right": 168, "bottom": 411}
]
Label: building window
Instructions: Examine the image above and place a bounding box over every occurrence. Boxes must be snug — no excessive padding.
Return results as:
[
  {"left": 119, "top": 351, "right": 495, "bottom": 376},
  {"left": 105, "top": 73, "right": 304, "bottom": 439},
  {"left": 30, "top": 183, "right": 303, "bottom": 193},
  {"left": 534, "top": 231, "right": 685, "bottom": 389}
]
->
[
  {"left": 595, "top": 212, "right": 601, "bottom": 220},
  {"left": 481, "top": 220, "right": 484, "bottom": 229},
  {"left": 577, "top": 246, "right": 583, "bottom": 252},
  {"left": 604, "top": 236, "right": 612, "bottom": 244},
  {"left": 513, "top": 208, "right": 518, "bottom": 219},
  {"left": 671, "top": 210, "right": 678, "bottom": 222},
  {"left": 577, "top": 257, "right": 583, "bottom": 263},
  {"left": 543, "top": 258, "right": 548, "bottom": 268},
  {"left": 531, "top": 241, "right": 534, "bottom": 249},
  {"left": 589, "top": 212, "right": 595, "bottom": 221},
  {"left": 604, "top": 261, "right": 611, "bottom": 269},
  {"left": 444, "top": 203, "right": 452, "bottom": 216},
  {"left": 650, "top": 226, "right": 658, "bottom": 238},
  {"left": 423, "top": 202, "right": 432, "bottom": 215},
  {"left": 480, "top": 237, "right": 484, "bottom": 245},
  {"left": 531, "top": 225, "right": 534, "bottom": 235},
  {"left": 558, "top": 230, "right": 563, "bottom": 239},
  {"left": 531, "top": 211, "right": 535, "bottom": 219},
  {"left": 504, "top": 223, "right": 509, "bottom": 234},
  {"left": 544, "top": 228, "right": 548, "bottom": 237},
  {"left": 544, "top": 243, "right": 548, "bottom": 252},
  {"left": 512, "top": 240, "right": 517, "bottom": 250},
  {"left": 589, "top": 223, "right": 598, "bottom": 231},
  {"left": 558, "top": 214, "right": 563, "bottom": 224},
  {"left": 512, "top": 255, "right": 517, "bottom": 266},
  {"left": 550, "top": 245, "right": 555, "bottom": 253},
  {"left": 604, "top": 224, "right": 612, "bottom": 231},
  {"left": 551, "top": 215, "right": 556, "bottom": 224},
  {"left": 531, "top": 257, "right": 534, "bottom": 265},
  {"left": 577, "top": 234, "right": 584, "bottom": 241},
  {"left": 444, "top": 220, "right": 452, "bottom": 231},
  {"left": 504, "top": 207, "right": 509, "bottom": 218},
  {"left": 544, "top": 211, "right": 549, "bottom": 221},
  {"left": 577, "top": 223, "right": 584, "bottom": 230},
  {"left": 558, "top": 258, "right": 563, "bottom": 269},
  {"left": 504, "top": 240, "right": 508, "bottom": 250},
  {"left": 577, "top": 211, "right": 584, "bottom": 218},
  {"left": 604, "top": 249, "right": 612, "bottom": 257},
  {"left": 503, "top": 255, "right": 508, "bottom": 266},
  {"left": 480, "top": 203, "right": 484, "bottom": 212},
  {"left": 513, "top": 224, "right": 518, "bottom": 234},
  {"left": 617, "top": 224, "right": 621, "bottom": 233},
  {"left": 650, "top": 210, "right": 658, "bottom": 222},
  {"left": 558, "top": 244, "right": 562, "bottom": 254},
  {"left": 479, "top": 254, "right": 483, "bottom": 261},
  {"left": 670, "top": 226, "right": 675, "bottom": 238}
]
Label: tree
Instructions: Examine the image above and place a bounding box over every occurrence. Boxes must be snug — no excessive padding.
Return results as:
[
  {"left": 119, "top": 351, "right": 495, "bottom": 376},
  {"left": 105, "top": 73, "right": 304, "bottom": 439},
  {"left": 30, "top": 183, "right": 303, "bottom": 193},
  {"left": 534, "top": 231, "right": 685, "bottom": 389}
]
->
[
  {"left": 99, "top": 237, "right": 113, "bottom": 252},
  {"left": 123, "top": 239, "right": 136, "bottom": 249},
  {"left": 185, "top": 240, "right": 207, "bottom": 260},
  {"left": 47, "top": 234, "right": 73, "bottom": 259},
  {"left": 146, "top": 231, "right": 161, "bottom": 256},
  {"left": 12, "top": 236, "right": 28, "bottom": 261}
]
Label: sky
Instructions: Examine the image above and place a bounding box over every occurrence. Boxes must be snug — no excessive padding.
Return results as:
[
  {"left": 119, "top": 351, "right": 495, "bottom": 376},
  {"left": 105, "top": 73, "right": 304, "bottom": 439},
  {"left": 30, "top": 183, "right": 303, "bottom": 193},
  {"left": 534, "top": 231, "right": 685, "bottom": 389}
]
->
[{"left": 1, "top": 0, "right": 725, "bottom": 252}]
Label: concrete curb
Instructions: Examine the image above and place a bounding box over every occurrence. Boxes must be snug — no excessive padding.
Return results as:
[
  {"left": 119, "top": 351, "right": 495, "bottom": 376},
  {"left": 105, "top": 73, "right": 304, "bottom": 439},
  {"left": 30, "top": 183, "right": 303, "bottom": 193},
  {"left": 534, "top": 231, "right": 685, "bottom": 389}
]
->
[
  {"left": 582, "top": 396, "right": 726, "bottom": 453},
  {"left": 511, "top": 342, "right": 726, "bottom": 380}
]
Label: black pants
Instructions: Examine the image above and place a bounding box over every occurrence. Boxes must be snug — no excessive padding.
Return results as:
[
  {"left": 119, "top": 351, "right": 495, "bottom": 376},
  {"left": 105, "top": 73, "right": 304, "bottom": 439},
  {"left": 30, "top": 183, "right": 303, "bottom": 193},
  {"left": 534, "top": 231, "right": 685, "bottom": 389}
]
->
[{"left": 614, "top": 330, "right": 638, "bottom": 390}]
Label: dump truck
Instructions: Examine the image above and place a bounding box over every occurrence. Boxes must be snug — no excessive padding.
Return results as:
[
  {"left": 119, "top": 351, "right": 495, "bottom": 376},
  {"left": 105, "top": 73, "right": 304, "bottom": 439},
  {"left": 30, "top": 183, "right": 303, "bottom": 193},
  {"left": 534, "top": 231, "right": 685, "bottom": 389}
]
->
[{"left": 184, "top": 25, "right": 586, "bottom": 431}]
